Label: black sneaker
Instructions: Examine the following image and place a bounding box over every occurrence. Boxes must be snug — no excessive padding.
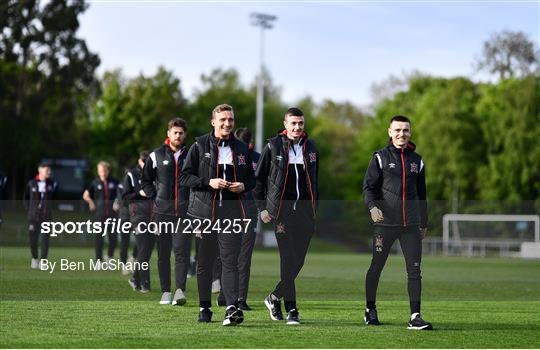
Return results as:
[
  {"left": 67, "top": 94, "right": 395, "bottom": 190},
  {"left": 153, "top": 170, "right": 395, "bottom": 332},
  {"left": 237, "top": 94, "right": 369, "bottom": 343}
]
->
[
  {"left": 364, "top": 308, "right": 380, "bottom": 325},
  {"left": 286, "top": 308, "right": 301, "bottom": 325},
  {"left": 128, "top": 278, "right": 140, "bottom": 291},
  {"left": 264, "top": 295, "right": 284, "bottom": 321},
  {"left": 198, "top": 308, "right": 213, "bottom": 323},
  {"left": 407, "top": 313, "right": 433, "bottom": 330},
  {"left": 222, "top": 306, "right": 244, "bottom": 326},
  {"left": 238, "top": 299, "right": 252, "bottom": 311},
  {"left": 217, "top": 292, "right": 226, "bottom": 307}
]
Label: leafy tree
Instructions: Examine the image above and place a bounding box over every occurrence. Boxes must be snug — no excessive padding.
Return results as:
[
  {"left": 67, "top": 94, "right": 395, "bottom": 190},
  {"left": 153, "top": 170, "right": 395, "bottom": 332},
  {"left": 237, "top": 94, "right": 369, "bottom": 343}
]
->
[
  {"left": 476, "top": 30, "right": 539, "bottom": 80},
  {"left": 476, "top": 76, "right": 540, "bottom": 201},
  {"left": 0, "top": 0, "right": 99, "bottom": 196},
  {"left": 347, "top": 76, "right": 483, "bottom": 202},
  {"left": 188, "top": 67, "right": 286, "bottom": 146},
  {"left": 81, "top": 67, "right": 187, "bottom": 174}
]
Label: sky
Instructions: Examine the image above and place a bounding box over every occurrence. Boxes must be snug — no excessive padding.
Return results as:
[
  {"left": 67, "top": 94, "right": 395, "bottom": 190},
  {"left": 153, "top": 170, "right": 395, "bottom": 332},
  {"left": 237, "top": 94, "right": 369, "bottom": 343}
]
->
[{"left": 78, "top": 1, "right": 540, "bottom": 107}]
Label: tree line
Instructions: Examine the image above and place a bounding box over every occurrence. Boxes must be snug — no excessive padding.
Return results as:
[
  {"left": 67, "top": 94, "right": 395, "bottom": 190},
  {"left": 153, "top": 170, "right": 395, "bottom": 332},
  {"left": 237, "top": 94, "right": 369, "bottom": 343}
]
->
[{"left": 1, "top": 0, "right": 539, "bottom": 212}]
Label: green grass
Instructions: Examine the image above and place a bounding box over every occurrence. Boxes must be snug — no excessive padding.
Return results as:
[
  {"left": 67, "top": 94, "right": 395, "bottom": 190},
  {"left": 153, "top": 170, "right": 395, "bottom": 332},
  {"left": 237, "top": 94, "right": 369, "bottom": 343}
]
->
[{"left": 1, "top": 245, "right": 539, "bottom": 348}]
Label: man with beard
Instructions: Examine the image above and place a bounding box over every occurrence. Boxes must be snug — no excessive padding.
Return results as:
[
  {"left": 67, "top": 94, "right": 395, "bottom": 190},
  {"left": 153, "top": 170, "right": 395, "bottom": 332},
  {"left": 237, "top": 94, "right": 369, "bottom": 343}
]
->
[
  {"left": 180, "top": 104, "right": 255, "bottom": 326},
  {"left": 141, "top": 118, "right": 192, "bottom": 305}
]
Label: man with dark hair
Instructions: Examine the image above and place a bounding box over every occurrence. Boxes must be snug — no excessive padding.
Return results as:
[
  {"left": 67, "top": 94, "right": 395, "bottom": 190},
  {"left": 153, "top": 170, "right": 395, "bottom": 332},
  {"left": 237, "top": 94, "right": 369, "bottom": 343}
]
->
[
  {"left": 180, "top": 104, "right": 255, "bottom": 326},
  {"left": 141, "top": 118, "right": 192, "bottom": 305},
  {"left": 83, "top": 161, "right": 120, "bottom": 267},
  {"left": 255, "top": 107, "right": 319, "bottom": 325},
  {"left": 123, "top": 151, "right": 153, "bottom": 292},
  {"left": 362, "top": 115, "right": 432, "bottom": 330},
  {"left": 23, "top": 163, "right": 58, "bottom": 268},
  {"left": 233, "top": 127, "right": 260, "bottom": 310}
]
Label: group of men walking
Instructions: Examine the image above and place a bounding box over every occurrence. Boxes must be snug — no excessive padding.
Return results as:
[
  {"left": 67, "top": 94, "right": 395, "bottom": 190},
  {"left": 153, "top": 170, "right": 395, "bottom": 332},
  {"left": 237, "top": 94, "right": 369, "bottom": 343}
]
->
[{"left": 23, "top": 106, "right": 432, "bottom": 330}]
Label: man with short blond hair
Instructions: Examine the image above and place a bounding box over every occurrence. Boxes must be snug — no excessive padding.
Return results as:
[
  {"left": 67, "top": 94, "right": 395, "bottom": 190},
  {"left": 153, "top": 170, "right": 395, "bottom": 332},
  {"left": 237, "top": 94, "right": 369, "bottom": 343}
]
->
[
  {"left": 180, "top": 104, "right": 255, "bottom": 326},
  {"left": 83, "top": 161, "right": 120, "bottom": 265}
]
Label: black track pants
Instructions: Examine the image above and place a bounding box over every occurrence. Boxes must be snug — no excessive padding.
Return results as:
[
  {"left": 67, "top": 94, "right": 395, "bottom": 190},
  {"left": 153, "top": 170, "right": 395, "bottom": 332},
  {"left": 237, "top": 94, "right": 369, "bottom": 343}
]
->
[{"left": 365, "top": 225, "right": 422, "bottom": 314}]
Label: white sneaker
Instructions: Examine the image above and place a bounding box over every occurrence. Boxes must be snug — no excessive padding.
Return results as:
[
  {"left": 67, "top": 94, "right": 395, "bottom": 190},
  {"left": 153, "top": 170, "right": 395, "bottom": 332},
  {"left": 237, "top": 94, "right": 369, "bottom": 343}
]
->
[
  {"left": 94, "top": 260, "right": 102, "bottom": 271},
  {"left": 30, "top": 258, "right": 39, "bottom": 269},
  {"left": 121, "top": 256, "right": 135, "bottom": 275},
  {"left": 159, "top": 292, "right": 173, "bottom": 305},
  {"left": 172, "top": 288, "right": 186, "bottom": 306},
  {"left": 121, "top": 266, "right": 131, "bottom": 276},
  {"left": 211, "top": 279, "right": 221, "bottom": 294}
]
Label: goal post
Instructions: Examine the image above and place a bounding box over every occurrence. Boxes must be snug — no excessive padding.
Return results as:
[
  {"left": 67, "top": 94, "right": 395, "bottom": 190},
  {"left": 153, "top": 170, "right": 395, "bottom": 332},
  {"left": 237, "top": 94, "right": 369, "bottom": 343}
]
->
[{"left": 442, "top": 214, "right": 540, "bottom": 256}]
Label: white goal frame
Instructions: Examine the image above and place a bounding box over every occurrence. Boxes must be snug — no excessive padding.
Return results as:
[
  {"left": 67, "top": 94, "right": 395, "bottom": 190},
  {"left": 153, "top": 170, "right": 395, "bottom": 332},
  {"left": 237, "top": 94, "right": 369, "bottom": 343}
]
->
[{"left": 442, "top": 214, "right": 540, "bottom": 256}]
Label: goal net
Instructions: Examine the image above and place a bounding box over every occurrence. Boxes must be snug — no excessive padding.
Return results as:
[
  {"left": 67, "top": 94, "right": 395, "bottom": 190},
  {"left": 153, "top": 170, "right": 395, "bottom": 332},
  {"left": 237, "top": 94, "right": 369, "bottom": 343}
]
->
[{"left": 442, "top": 214, "right": 540, "bottom": 257}]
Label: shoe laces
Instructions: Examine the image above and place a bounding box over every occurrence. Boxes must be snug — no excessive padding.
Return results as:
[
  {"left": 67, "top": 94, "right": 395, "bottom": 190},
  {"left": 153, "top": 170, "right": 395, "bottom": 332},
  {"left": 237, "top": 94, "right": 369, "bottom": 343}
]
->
[
  {"left": 368, "top": 309, "right": 378, "bottom": 320},
  {"left": 288, "top": 308, "right": 299, "bottom": 317},
  {"left": 411, "top": 312, "right": 422, "bottom": 322}
]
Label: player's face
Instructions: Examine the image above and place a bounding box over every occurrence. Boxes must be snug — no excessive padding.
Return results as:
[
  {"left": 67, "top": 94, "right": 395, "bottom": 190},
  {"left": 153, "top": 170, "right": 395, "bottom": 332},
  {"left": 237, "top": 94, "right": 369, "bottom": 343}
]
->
[
  {"left": 212, "top": 110, "right": 234, "bottom": 139},
  {"left": 284, "top": 115, "right": 305, "bottom": 140},
  {"left": 38, "top": 166, "right": 51, "bottom": 179},
  {"left": 388, "top": 121, "right": 411, "bottom": 148},
  {"left": 167, "top": 126, "right": 186, "bottom": 148},
  {"left": 97, "top": 165, "right": 109, "bottom": 179}
]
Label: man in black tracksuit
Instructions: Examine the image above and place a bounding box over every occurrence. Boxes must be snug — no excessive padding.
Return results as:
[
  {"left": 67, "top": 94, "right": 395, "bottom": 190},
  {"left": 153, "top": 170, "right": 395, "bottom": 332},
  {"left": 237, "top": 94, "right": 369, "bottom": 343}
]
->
[
  {"left": 116, "top": 171, "right": 137, "bottom": 275},
  {"left": 362, "top": 115, "right": 432, "bottom": 330},
  {"left": 116, "top": 173, "right": 138, "bottom": 274},
  {"left": 213, "top": 127, "right": 261, "bottom": 309},
  {"left": 141, "top": 118, "right": 191, "bottom": 306},
  {"left": 255, "top": 107, "right": 319, "bottom": 325},
  {"left": 83, "top": 161, "right": 120, "bottom": 264},
  {"left": 180, "top": 104, "right": 255, "bottom": 326},
  {"left": 123, "top": 151, "right": 153, "bottom": 292},
  {"left": 234, "top": 127, "right": 260, "bottom": 310},
  {"left": 23, "top": 163, "right": 57, "bottom": 268}
]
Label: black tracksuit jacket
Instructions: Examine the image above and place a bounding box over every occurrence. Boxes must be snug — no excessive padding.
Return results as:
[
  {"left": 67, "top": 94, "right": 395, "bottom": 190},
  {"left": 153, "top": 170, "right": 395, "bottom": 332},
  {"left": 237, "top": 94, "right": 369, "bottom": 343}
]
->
[
  {"left": 23, "top": 176, "right": 58, "bottom": 222},
  {"left": 179, "top": 132, "right": 256, "bottom": 220},
  {"left": 122, "top": 165, "right": 153, "bottom": 224},
  {"left": 86, "top": 176, "right": 120, "bottom": 220},
  {"left": 363, "top": 139, "right": 428, "bottom": 228},
  {"left": 254, "top": 130, "right": 319, "bottom": 219},
  {"left": 141, "top": 139, "right": 189, "bottom": 218}
]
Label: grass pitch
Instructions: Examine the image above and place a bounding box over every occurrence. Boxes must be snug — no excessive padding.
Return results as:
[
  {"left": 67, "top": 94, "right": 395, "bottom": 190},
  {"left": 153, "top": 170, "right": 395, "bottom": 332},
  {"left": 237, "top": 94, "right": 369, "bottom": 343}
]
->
[{"left": 1, "top": 245, "right": 539, "bottom": 348}]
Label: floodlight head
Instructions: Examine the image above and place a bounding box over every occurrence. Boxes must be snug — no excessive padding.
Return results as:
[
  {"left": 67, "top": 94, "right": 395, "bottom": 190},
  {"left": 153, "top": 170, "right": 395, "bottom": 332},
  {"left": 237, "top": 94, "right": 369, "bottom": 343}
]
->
[{"left": 250, "top": 12, "right": 277, "bottom": 29}]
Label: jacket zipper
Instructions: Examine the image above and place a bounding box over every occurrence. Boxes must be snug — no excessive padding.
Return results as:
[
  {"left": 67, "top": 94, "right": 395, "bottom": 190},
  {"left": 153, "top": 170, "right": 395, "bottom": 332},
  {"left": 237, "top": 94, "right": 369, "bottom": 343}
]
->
[
  {"left": 104, "top": 179, "right": 109, "bottom": 217},
  {"left": 276, "top": 142, "right": 291, "bottom": 218},
  {"left": 174, "top": 154, "right": 179, "bottom": 216},
  {"left": 302, "top": 143, "right": 316, "bottom": 217},
  {"left": 400, "top": 148, "right": 407, "bottom": 226},
  {"left": 220, "top": 145, "right": 225, "bottom": 208},
  {"left": 211, "top": 139, "right": 219, "bottom": 221},
  {"left": 293, "top": 143, "right": 300, "bottom": 211}
]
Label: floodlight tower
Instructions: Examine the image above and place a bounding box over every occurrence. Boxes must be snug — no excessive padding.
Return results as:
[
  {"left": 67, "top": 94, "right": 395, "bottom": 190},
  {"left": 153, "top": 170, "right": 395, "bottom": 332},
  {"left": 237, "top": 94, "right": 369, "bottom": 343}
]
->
[{"left": 250, "top": 12, "right": 277, "bottom": 152}]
